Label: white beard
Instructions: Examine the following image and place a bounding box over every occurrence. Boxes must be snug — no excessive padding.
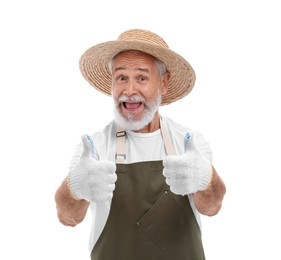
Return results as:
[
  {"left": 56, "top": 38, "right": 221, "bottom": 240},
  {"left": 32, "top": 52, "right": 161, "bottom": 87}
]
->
[{"left": 114, "top": 94, "right": 162, "bottom": 131}]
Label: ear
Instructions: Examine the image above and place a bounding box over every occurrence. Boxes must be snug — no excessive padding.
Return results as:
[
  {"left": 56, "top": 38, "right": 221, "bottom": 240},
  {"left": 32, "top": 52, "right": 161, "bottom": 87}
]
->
[{"left": 160, "top": 72, "right": 170, "bottom": 95}]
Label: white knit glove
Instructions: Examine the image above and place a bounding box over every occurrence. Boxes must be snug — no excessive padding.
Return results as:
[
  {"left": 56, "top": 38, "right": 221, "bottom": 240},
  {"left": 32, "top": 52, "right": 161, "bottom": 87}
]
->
[
  {"left": 68, "top": 135, "right": 117, "bottom": 202},
  {"left": 163, "top": 135, "right": 212, "bottom": 195}
]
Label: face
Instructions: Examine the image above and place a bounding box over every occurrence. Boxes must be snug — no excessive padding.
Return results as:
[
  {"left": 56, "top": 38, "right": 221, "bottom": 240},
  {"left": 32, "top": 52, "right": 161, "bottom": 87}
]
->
[{"left": 111, "top": 51, "right": 169, "bottom": 132}]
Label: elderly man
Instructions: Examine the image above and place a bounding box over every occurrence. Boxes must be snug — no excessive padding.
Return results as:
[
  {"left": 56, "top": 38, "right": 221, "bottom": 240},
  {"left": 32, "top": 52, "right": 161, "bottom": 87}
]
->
[{"left": 55, "top": 29, "right": 226, "bottom": 260}]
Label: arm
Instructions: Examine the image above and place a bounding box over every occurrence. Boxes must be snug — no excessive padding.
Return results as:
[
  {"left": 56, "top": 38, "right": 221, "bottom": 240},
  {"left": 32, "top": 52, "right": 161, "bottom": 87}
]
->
[
  {"left": 163, "top": 132, "right": 226, "bottom": 215},
  {"left": 55, "top": 177, "right": 89, "bottom": 227},
  {"left": 55, "top": 135, "right": 117, "bottom": 226},
  {"left": 194, "top": 166, "right": 226, "bottom": 216}
]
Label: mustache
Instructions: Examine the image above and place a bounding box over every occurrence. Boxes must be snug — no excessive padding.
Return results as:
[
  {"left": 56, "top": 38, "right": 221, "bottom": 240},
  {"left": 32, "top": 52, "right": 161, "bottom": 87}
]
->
[{"left": 117, "top": 95, "right": 146, "bottom": 105}]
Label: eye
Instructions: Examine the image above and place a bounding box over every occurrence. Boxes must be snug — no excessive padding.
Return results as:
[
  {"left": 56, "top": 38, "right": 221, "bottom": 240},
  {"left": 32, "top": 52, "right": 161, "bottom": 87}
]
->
[
  {"left": 119, "top": 75, "right": 127, "bottom": 81},
  {"left": 115, "top": 74, "right": 127, "bottom": 82},
  {"left": 138, "top": 75, "right": 148, "bottom": 82}
]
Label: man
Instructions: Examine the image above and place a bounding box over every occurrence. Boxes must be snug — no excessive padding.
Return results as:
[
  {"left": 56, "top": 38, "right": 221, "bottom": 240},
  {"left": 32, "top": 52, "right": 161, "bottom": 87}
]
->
[{"left": 55, "top": 29, "right": 226, "bottom": 260}]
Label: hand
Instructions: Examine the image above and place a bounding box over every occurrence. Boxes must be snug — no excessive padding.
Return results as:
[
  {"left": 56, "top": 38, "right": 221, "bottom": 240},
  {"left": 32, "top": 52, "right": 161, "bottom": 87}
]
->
[
  {"left": 163, "top": 136, "right": 212, "bottom": 195},
  {"left": 68, "top": 134, "right": 117, "bottom": 202}
]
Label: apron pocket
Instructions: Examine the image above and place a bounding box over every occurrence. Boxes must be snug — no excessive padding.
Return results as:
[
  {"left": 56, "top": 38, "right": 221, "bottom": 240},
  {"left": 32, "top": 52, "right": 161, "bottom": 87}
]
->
[{"left": 136, "top": 191, "right": 187, "bottom": 251}]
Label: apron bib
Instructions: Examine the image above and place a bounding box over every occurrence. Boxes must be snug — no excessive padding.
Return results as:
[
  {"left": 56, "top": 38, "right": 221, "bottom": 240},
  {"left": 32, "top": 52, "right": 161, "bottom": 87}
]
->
[{"left": 91, "top": 119, "right": 205, "bottom": 260}]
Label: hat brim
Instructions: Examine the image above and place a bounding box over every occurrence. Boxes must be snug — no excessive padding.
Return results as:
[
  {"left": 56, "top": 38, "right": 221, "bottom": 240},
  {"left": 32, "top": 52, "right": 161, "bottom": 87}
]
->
[{"left": 79, "top": 40, "right": 196, "bottom": 105}]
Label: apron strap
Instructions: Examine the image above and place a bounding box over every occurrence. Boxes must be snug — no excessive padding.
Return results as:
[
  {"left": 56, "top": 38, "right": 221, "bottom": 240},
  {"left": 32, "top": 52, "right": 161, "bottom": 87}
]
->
[
  {"left": 115, "top": 116, "right": 175, "bottom": 163},
  {"left": 159, "top": 117, "right": 176, "bottom": 156},
  {"left": 115, "top": 125, "right": 126, "bottom": 164}
]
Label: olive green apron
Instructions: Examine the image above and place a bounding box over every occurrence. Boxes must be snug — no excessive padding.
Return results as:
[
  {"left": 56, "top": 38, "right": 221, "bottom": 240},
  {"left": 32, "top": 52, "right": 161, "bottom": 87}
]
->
[{"left": 91, "top": 119, "right": 205, "bottom": 260}]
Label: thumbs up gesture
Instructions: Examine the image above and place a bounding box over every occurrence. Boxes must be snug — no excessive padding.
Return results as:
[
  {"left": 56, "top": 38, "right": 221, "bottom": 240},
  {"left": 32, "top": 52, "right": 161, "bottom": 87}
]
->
[
  {"left": 163, "top": 135, "right": 212, "bottom": 195},
  {"left": 68, "top": 135, "right": 117, "bottom": 202}
]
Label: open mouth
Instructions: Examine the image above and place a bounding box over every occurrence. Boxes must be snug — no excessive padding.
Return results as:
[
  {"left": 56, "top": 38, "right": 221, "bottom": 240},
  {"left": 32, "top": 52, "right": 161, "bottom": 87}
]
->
[
  {"left": 122, "top": 102, "right": 143, "bottom": 112},
  {"left": 123, "top": 102, "right": 142, "bottom": 109}
]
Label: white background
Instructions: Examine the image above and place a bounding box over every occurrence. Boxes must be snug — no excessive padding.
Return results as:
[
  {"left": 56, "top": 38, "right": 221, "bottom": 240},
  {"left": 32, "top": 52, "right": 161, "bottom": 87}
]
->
[{"left": 1, "top": 0, "right": 280, "bottom": 259}]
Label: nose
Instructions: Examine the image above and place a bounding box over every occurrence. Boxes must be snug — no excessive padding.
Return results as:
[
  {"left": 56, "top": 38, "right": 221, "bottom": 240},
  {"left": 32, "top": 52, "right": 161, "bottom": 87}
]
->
[{"left": 123, "top": 80, "right": 137, "bottom": 96}]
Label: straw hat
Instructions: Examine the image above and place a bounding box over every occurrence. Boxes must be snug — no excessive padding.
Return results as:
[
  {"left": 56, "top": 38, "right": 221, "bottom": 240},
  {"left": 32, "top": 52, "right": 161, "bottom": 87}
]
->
[{"left": 79, "top": 29, "right": 196, "bottom": 105}]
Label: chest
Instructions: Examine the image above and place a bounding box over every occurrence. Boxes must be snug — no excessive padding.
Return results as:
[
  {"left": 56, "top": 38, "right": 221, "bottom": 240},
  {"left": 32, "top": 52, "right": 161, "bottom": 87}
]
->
[{"left": 125, "top": 133, "right": 166, "bottom": 163}]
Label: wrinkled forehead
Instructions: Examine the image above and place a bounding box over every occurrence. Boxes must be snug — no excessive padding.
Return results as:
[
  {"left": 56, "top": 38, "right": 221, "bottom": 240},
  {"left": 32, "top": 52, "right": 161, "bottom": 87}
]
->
[
  {"left": 109, "top": 50, "right": 167, "bottom": 76},
  {"left": 113, "top": 51, "right": 157, "bottom": 69}
]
